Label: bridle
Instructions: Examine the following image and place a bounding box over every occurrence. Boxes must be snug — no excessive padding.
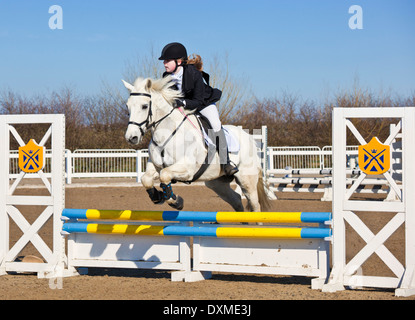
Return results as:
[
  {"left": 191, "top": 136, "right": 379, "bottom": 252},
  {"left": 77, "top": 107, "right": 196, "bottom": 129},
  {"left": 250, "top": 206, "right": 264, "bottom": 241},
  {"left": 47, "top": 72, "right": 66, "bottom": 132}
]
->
[
  {"left": 127, "top": 92, "right": 175, "bottom": 137},
  {"left": 127, "top": 93, "right": 153, "bottom": 137}
]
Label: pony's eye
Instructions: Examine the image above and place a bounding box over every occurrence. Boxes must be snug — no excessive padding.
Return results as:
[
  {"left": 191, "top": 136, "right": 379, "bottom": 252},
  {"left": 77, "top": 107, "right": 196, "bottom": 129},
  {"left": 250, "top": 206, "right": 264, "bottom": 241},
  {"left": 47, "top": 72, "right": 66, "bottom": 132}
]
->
[{"left": 142, "top": 104, "right": 149, "bottom": 109}]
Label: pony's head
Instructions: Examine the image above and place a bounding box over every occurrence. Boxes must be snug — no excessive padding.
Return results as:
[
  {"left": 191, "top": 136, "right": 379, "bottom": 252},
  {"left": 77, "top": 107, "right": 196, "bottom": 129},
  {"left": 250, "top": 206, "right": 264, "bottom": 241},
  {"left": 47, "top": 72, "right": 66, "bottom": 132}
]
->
[{"left": 123, "top": 76, "right": 180, "bottom": 145}]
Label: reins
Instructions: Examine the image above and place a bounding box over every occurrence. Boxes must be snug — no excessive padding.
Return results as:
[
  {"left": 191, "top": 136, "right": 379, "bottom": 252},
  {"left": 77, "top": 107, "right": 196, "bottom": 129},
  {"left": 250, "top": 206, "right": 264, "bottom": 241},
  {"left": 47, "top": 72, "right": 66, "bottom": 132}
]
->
[{"left": 177, "top": 107, "right": 204, "bottom": 139}]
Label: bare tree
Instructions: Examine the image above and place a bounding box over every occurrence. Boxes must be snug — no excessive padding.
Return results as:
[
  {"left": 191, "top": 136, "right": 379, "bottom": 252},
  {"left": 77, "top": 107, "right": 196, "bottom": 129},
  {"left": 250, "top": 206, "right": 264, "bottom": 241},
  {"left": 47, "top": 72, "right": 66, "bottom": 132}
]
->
[
  {"left": 205, "top": 53, "right": 253, "bottom": 124},
  {"left": 122, "top": 44, "right": 164, "bottom": 83}
]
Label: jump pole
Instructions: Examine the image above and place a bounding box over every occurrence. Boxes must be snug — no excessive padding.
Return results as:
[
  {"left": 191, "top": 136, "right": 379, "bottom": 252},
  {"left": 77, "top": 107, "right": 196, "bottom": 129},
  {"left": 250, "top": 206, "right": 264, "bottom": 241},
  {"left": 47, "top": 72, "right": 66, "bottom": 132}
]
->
[
  {"left": 62, "top": 209, "right": 331, "bottom": 224},
  {"left": 62, "top": 222, "right": 332, "bottom": 239}
]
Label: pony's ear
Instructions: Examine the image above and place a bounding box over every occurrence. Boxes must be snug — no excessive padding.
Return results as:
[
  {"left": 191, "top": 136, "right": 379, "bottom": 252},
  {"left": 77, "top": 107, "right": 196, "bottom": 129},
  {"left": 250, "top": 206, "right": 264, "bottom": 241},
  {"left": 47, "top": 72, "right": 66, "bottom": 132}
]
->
[
  {"left": 122, "top": 79, "right": 135, "bottom": 92},
  {"left": 145, "top": 78, "right": 152, "bottom": 91}
]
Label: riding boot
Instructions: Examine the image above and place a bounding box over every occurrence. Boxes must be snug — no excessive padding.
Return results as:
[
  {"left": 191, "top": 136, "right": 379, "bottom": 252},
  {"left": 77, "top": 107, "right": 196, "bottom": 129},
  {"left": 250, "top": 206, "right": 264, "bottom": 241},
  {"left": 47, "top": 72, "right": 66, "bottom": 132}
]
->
[{"left": 216, "top": 129, "right": 239, "bottom": 176}]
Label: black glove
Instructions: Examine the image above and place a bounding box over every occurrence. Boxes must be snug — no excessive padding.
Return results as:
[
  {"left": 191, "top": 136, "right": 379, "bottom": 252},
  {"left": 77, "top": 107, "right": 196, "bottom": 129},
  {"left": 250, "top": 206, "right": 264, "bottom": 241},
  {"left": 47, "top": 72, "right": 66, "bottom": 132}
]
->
[{"left": 173, "top": 99, "right": 185, "bottom": 108}]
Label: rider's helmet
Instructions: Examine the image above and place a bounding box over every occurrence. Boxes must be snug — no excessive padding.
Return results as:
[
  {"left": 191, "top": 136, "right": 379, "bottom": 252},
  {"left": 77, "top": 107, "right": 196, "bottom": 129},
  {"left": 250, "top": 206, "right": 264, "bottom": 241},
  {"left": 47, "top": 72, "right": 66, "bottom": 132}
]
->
[{"left": 158, "top": 42, "right": 188, "bottom": 61}]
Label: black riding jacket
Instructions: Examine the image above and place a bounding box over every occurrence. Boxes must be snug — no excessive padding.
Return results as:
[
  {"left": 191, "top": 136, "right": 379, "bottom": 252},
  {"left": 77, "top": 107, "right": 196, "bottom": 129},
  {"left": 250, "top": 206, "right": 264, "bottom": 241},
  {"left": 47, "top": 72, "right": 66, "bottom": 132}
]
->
[{"left": 163, "top": 64, "right": 222, "bottom": 111}]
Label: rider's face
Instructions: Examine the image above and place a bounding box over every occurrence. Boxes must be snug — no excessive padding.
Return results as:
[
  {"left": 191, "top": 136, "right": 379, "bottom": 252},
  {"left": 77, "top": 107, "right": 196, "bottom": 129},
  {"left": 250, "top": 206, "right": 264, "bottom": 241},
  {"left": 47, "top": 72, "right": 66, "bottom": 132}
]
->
[{"left": 163, "top": 59, "right": 182, "bottom": 73}]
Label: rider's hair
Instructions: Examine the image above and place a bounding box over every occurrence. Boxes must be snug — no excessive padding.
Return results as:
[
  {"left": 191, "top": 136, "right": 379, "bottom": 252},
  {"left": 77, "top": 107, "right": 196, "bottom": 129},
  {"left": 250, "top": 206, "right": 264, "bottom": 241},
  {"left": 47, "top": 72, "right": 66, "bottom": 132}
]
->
[{"left": 186, "top": 54, "right": 203, "bottom": 72}]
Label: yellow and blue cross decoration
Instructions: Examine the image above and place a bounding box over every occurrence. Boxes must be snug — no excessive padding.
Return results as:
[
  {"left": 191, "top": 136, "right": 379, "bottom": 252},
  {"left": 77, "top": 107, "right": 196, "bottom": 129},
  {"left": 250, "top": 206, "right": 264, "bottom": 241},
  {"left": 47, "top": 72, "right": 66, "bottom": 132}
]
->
[
  {"left": 18, "top": 139, "right": 45, "bottom": 173},
  {"left": 358, "top": 137, "right": 390, "bottom": 175}
]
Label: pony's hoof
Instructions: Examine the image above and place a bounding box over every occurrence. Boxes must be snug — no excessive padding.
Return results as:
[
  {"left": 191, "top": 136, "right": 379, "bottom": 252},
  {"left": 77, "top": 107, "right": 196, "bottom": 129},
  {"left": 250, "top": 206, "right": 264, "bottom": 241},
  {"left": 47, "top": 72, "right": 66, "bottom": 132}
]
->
[
  {"left": 147, "top": 187, "right": 165, "bottom": 205},
  {"left": 154, "top": 198, "right": 165, "bottom": 205},
  {"left": 168, "top": 196, "right": 184, "bottom": 210}
]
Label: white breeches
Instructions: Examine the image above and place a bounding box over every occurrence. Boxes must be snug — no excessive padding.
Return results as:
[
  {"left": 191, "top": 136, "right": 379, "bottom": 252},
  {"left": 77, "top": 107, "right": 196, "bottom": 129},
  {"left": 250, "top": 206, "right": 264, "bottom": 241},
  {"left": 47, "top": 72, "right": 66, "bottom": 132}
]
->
[{"left": 199, "top": 104, "right": 222, "bottom": 132}]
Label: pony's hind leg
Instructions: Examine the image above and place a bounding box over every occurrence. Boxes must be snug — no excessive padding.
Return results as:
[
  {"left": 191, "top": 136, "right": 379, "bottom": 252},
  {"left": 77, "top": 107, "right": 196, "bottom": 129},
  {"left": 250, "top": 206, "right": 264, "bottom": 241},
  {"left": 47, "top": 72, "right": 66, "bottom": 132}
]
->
[
  {"left": 205, "top": 177, "right": 244, "bottom": 212},
  {"left": 234, "top": 173, "right": 261, "bottom": 212}
]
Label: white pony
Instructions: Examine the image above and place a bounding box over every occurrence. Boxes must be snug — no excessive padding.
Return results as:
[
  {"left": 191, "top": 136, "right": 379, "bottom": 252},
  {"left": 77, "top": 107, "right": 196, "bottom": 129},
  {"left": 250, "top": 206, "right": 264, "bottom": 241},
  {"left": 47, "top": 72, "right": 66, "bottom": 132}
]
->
[{"left": 123, "top": 76, "right": 273, "bottom": 211}]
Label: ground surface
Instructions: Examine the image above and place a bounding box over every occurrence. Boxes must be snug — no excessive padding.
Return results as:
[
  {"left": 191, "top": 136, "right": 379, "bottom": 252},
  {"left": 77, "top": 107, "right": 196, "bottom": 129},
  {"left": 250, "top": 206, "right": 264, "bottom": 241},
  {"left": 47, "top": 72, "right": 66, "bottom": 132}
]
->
[{"left": 1, "top": 180, "right": 413, "bottom": 300}]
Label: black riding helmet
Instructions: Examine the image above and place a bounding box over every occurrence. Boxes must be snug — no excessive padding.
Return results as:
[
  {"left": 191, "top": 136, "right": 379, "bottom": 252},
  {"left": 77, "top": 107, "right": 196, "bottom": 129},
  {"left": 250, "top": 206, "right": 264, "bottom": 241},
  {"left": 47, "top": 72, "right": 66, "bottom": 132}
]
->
[{"left": 158, "top": 42, "right": 188, "bottom": 61}]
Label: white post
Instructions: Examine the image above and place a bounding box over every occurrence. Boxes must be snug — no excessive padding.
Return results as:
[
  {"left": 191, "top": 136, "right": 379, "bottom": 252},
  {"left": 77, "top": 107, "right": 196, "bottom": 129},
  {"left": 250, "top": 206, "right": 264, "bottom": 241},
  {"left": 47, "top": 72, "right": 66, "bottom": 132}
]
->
[
  {"left": 50, "top": 114, "right": 66, "bottom": 278},
  {"left": 136, "top": 149, "right": 142, "bottom": 183},
  {"left": 66, "top": 149, "right": 72, "bottom": 184},
  {"left": 396, "top": 107, "right": 415, "bottom": 297},
  {"left": 262, "top": 125, "right": 268, "bottom": 177},
  {"left": 0, "top": 116, "right": 10, "bottom": 275},
  {"left": 323, "top": 107, "right": 347, "bottom": 292}
]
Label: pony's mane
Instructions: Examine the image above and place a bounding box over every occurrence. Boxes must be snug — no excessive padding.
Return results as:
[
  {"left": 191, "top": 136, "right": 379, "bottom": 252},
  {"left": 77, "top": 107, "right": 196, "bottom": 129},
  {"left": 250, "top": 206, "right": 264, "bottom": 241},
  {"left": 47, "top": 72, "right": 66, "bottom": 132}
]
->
[{"left": 133, "top": 76, "right": 182, "bottom": 106}]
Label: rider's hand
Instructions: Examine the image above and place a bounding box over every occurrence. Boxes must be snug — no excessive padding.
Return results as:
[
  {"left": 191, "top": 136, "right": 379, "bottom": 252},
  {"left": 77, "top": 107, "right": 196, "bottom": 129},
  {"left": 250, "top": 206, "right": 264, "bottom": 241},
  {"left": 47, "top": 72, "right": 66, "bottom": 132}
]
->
[{"left": 173, "top": 99, "right": 185, "bottom": 108}]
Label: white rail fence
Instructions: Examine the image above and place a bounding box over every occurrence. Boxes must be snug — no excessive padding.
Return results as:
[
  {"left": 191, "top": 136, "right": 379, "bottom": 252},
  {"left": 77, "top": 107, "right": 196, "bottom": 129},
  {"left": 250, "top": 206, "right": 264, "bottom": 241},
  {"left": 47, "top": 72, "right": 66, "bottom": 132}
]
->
[
  {"left": 9, "top": 126, "right": 268, "bottom": 185},
  {"left": 10, "top": 123, "right": 401, "bottom": 201},
  {"left": 268, "top": 145, "right": 359, "bottom": 171},
  {"left": 9, "top": 145, "right": 360, "bottom": 184},
  {"left": 11, "top": 145, "right": 399, "bottom": 201},
  {"left": 9, "top": 149, "right": 149, "bottom": 184}
]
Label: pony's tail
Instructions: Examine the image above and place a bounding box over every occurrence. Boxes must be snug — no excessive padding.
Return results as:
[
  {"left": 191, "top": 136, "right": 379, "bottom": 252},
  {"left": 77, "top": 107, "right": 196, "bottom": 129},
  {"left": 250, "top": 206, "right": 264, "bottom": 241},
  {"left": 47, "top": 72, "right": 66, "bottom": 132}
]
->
[{"left": 257, "top": 168, "right": 276, "bottom": 211}]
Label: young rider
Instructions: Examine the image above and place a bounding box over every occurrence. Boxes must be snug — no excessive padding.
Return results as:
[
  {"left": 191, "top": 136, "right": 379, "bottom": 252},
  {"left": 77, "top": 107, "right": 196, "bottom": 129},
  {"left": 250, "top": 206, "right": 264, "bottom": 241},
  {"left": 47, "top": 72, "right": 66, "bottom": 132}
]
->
[{"left": 159, "top": 42, "right": 238, "bottom": 176}]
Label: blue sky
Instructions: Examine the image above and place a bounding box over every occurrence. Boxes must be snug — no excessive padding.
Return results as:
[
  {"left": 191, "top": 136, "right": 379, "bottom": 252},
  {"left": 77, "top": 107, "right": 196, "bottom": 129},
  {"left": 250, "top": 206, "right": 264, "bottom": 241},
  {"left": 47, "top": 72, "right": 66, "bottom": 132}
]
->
[{"left": 0, "top": 0, "right": 414, "bottom": 102}]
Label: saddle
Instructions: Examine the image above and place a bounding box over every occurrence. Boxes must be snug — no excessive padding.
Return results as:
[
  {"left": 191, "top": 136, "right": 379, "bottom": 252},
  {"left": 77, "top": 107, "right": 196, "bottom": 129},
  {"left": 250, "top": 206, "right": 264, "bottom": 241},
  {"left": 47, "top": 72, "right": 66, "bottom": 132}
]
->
[
  {"left": 195, "top": 113, "right": 240, "bottom": 153},
  {"left": 196, "top": 113, "right": 214, "bottom": 145}
]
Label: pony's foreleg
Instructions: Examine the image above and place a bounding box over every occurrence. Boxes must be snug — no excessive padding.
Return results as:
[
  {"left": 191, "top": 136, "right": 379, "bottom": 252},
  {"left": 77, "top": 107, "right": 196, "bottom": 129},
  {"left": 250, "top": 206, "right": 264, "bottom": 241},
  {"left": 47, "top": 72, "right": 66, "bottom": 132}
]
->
[
  {"left": 159, "top": 164, "right": 192, "bottom": 210},
  {"left": 141, "top": 162, "right": 164, "bottom": 205},
  {"left": 160, "top": 182, "right": 183, "bottom": 210}
]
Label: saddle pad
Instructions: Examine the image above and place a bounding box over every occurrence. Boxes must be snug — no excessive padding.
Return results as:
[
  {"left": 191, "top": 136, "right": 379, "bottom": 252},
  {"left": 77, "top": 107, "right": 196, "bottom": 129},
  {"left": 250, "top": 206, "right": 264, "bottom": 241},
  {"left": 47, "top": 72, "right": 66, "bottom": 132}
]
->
[{"left": 202, "top": 126, "right": 240, "bottom": 153}]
